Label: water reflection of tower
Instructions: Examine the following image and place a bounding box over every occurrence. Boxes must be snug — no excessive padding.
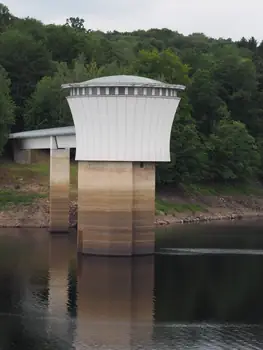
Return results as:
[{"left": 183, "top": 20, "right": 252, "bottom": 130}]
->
[
  {"left": 21, "top": 230, "right": 50, "bottom": 318},
  {"left": 75, "top": 256, "right": 154, "bottom": 349},
  {"left": 48, "top": 234, "right": 76, "bottom": 345}
]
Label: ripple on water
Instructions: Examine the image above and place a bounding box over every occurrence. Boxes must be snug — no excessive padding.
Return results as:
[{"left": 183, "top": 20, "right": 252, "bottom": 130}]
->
[{"left": 158, "top": 248, "right": 263, "bottom": 255}]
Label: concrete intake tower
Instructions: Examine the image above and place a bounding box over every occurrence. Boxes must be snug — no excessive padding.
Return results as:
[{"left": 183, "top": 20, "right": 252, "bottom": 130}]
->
[{"left": 62, "top": 75, "right": 185, "bottom": 256}]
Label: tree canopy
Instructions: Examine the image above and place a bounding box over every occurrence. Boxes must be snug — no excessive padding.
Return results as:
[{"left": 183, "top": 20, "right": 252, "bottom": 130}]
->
[
  {"left": 1, "top": 3, "right": 263, "bottom": 185},
  {"left": 0, "top": 64, "right": 15, "bottom": 154}
]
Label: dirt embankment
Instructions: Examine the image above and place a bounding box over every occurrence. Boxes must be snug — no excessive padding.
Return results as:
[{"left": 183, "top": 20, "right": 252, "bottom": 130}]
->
[
  {"left": 1, "top": 160, "right": 263, "bottom": 228},
  {"left": 155, "top": 192, "right": 263, "bottom": 225},
  {"left": 1, "top": 185, "right": 263, "bottom": 228}
]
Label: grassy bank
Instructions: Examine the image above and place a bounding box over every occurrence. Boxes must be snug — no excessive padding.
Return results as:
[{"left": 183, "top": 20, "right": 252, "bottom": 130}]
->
[
  {"left": 0, "top": 189, "right": 46, "bottom": 210},
  {"left": 185, "top": 182, "right": 263, "bottom": 196},
  {"left": 0, "top": 161, "right": 77, "bottom": 187},
  {"left": 1, "top": 160, "right": 263, "bottom": 227},
  {"left": 155, "top": 199, "right": 206, "bottom": 215}
]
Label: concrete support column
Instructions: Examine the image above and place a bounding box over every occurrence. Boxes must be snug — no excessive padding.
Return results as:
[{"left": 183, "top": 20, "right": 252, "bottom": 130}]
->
[
  {"left": 49, "top": 137, "right": 70, "bottom": 232},
  {"left": 77, "top": 161, "right": 155, "bottom": 256},
  {"left": 78, "top": 161, "right": 133, "bottom": 255},
  {"left": 132, "top": 163, "right": 155, "bottom": 254}
]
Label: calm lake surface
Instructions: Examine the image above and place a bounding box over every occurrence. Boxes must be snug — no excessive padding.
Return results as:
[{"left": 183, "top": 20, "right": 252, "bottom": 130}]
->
[{"left": 1, "top": 221, "right": 263, "bottom": 349}]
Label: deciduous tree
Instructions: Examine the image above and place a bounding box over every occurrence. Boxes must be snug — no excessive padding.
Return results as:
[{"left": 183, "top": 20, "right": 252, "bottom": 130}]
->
[{"left": 0, "top": 65, "right": 15, "bottom": 154}]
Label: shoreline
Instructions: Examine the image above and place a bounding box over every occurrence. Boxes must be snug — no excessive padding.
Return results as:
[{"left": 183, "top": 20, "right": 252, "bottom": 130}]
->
[
  {"left": 1, "top": 199, "right": 263, "bottom": 228},
  {"left": 155, "top": 211, "right": 263, "bottom": 226},
  {"left": 2, "top": 161, "right": 263, "bottom": 229}
]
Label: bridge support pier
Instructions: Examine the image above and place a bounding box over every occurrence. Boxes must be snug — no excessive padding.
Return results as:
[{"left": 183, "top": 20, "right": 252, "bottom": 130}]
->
[
  {"left": 49, "top": 140, "right": 70, "bottom": 232},
  {"left": 77, "top": 161, "right": 155, "bottom": 256}
]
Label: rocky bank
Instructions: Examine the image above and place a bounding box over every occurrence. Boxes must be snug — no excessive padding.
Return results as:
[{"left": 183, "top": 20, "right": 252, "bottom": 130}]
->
[
  {"left": 2, "top": 160, "right": 263, "bottom": 228},
  {"left": 1, "top": 194, "right": 263, "bottom": 228}
]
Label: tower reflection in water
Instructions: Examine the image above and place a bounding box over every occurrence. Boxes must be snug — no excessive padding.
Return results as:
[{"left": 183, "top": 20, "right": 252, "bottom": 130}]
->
[
  {"left": 75, "top": 255, "right": 154, "bottom": 349},
  {"left": 47, "top": 234, "right": 155, "bottom": 349},
  {"left": 48, "top": 234, "right": 74, "bottom": 340}
]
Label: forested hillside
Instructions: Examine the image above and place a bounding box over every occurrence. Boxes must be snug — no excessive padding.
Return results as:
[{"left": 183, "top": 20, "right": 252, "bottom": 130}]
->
[{"left": 1, "top": 3, "right": 263, "bottom": 186}]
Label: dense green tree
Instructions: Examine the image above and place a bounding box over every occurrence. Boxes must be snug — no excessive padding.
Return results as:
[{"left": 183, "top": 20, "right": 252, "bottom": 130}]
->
[
  {"left": 0, "top": 3, "right": 13, "bottom": 32},
  {"left": 132, "top": 48, "right": 190, "bottom": 85},
  {"left": 208, "top": 119, "right": 260, "bottom": 181},
  {"left": 45, "top": 24, "right": 92, "bottom": 63},
  {"left": 0, "top": 30, "right": 52, "bottom": 130},
  {"left": 1, "top": 3, "right": 263, "bottom": 186},
  {"left": 0, "top": 65, "right": 15, "bottom": 154},
  {"left": 23, "top": 57, "right": 104, "bottom": 130},
  {"left": 188, "top": 68, "right": 228, "bottom": 134},
  {"left": 10, "top": 17, "right": 47, "bottom": 42},
  {"left": 157, "top": 114, "right": 208, "bottom": 184},
  {"left": 66, "top": 17, "right": 85, "bottom": 31},
  {"left": 213, "top": 54, "right": 257, "bottom": 124}
]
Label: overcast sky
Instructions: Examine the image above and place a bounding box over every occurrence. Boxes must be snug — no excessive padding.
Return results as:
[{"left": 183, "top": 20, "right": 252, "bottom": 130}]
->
[{"left": 3, "top": 0, "right": 263, "bottom": 42}]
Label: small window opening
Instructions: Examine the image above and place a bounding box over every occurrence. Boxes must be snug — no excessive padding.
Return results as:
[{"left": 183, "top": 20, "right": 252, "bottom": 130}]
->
[{"left": 140, "top": 162, "right": 144, "bottom": 168}]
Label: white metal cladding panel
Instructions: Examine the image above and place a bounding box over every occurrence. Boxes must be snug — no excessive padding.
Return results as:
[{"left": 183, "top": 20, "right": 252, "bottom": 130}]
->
[
  {"left": 56, "top": 135, "right": 76, "bottom": 148},
  {"left": 18, "top": 135, "right": 76, "bottom": 150},
  {"left": 20, "top": 137, "right": 50, "bottom": 149},
  {"left": 67, "top": 96, "right": 180, "bottom": 162}
]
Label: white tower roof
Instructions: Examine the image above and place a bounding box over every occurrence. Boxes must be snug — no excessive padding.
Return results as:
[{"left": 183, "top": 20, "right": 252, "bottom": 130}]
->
[{"left": 62, "top": 75, "right": 185, "bottom": 90}]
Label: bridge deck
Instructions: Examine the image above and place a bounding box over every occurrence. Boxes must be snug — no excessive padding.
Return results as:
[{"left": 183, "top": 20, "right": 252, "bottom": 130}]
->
[{"left": 9, "top": 126, "right": 76, "bottom": 149}]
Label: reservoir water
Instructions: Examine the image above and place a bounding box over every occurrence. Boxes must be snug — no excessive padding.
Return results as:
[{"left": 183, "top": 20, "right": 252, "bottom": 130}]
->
[{"left": 1, "top": 221, "right": 263, "bottom": 349}]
